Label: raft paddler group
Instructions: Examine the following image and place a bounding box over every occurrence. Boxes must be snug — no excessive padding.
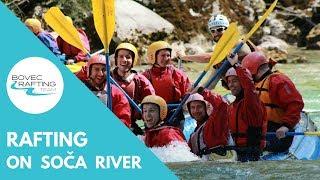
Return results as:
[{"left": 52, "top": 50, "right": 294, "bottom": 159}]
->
[{"left": 23, "top": 0, "right": 305, "bottom": 162}]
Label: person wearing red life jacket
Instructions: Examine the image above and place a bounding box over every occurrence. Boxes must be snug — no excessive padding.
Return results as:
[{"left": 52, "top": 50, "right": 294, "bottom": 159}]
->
[
  {"left": 84, "top": 54, "right": 131, "bottom": 128},
  {"left": 56, "top": 16, "right": 90, "bottom": 64},
  {"left": 24, "top": 18, "right": 65, "bottom": 62},
  {"left": 242, "top": 51, "right": 304, "bottom": 153},
  {"left": 141, "top": 95, "right": 186, "bottom": 148},
  {"left": 225, "top": 55, "right": 267, "bottom": 162},
  {"left": 142, "top": 41, "right": 191, "bottom": 129},
  {"left": 177, "top": 14, "right": 254, "bottom": 90},
  {"left": 111, "top": 42, "right": 155, "bottom": 135},
  {"left": 184, "top": 93, "right": 236, "bottom": 160},
  {"left": 178, "top": 14, "right": 254, "bottom": 63}
]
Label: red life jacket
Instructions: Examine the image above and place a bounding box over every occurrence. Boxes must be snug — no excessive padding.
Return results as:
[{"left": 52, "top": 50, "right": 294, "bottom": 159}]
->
[
  {"left": 228, "top": 101, "right": 248, "bottom": 148},
  {"left": 57, "top": 29, "right": 90, "bottom": 62},
  {"left": 255, "top": 72, "right": 285, "bottom": 124},
  {"left": 228, "top": 100, "right": 266, "bottom": 149},
  {"left": 112, "top": 70, "right": 139, "bottom": 102},
  {"left": 189, "top": 102, "right": 229, "bottom": 155},
  {"left": 144, "top": 126, "right": 186, "bottom": 148},
  {"left": 84, "top": 82, "right": 131, "bottom": 128},
  {"left": 189, "top": 123, "right": 206, "bottom": 155},
  {"left": 144, "top": 66, "right": 181, "bottom": 103},
  {"left": 203, "top": 102, "right": 229, "bottom": 148},
  {"left": 119, "top": 77, "right": 136, "bottom": 100}
]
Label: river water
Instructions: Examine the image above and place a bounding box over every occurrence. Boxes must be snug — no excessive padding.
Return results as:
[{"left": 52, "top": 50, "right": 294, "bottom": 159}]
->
[
  {"left": 168, "top": 160, "right": 320, "bottom": 179},
  {"left": 167, "top": 48, "right": 320, "bottom": 179}
]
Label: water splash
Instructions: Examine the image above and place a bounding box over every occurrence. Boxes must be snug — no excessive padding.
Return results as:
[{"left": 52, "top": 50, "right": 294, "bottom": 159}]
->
[
  {"left": 149, "top": 141, "right": 200, "bottom": 163},
  {"left": 136, "top": 134, "right": 199, "bottom": 163}
]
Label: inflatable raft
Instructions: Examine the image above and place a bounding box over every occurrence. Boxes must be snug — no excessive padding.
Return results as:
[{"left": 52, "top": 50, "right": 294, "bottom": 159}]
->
[{"left": 183, "top": 111, "right": 320, "bottom": 160}]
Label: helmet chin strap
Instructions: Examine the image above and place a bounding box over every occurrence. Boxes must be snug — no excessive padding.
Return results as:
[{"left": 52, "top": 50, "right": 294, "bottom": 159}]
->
[
  {"left": 145, "top": 119, "right": 163, "bottom": 130},
  {"left": 256, "top": 69, "right": 272, "bottom": 82},
  {"left": 154, "top": 60, "right": 172, "bottom": 68},
  {"left": 153, "top": 58, "right": 161, "bottom": 67},
  {"left": 151, "top": 119, "right": 163, "bottom": 129},
  {"left": 145, "top": 111, "right": 163, "bottom": 130},
  {"left": 89, "top": 77, "right": 105, "bottom": 91},
  {"left": 123, "top": 67, "right": 131, "bottom": 73},
  {"left": 153, "top": 49, "right": 172, "bottom": 67},
  {"left": 116, "top": 66, "right": 132, "bottom": 78},
  {"left": 236, "top": 89, "right": 244, "bottom": 99}
]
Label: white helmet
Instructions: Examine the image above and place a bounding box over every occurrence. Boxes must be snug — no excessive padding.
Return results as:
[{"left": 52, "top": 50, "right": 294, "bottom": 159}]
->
[
  {"left": 225, "top": 67, "right": 252, "bottom": 79},
  {"left": 225, "top": 67, "right": 237, "bottom": 78},
  {"left": 184, "top": 93, "right": 213, "bottom": 117},
  {"left": 208, "top": 14, "right": 229, "bottom": 30}
]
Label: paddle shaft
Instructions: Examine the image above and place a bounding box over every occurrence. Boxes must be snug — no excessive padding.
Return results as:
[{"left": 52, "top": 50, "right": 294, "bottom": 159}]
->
[
  {"left": 193, "top": 23, "right": 238, "bottom": 88},
  {"left": 205, "top": 0, "right": 278, "bottom": 87},
  {"left": 202, "top": 44, "right": 240, "bottom": 89},
  {"left": 167, "top": 23, "right": 241, "bottom": 125},
  {"left": 267, "top": 132, "right": 320, "bottom": 136},
  {"left": 167, "top": 94, "right": 190, "bottom": 125},
  {"left": 167, "top": 55, "right": 234, "bottom": 125},
  {"left": 167, "top": 103, "right": 180, "bottom": 108},
  {"left": 105, "top": 52, "right": 112, "bottom": 109},
  {"left": 202, "top": 131, "right": 319, "bottom": 155},
  {"left": 110, "top": 77, "right": 142, "bottom": 113},
  {"left": 193, "top": 71, "right": 206, "bottom": 89},
  {"left": 204, "top": 59, "right": 233, "bottom": 89},
  {"left": 91, "top": 49, "right": 105, "bottom": 56},
  {"left": 204, "top": 40, "right": 245, "bottom": 88}
]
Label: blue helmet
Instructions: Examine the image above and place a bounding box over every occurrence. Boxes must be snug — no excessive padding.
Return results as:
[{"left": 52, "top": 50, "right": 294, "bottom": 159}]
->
[{"left": 207, "top": 14, "right": 229, "bottom": 30}]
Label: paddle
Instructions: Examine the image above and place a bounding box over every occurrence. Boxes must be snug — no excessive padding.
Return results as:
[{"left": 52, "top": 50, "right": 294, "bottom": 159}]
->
[
  {"left": 45, "top": 6, "right": 141, "bottom": 113},
  {"left": 267, "top": 131, "right": 320, "bottom": 137},
  {"left": 110, "top": 78, "right": 142, "bottom": 114},
  {"left": 66, "top": 62, "right": 87, "bottom": 73},
  {"left": 44, "top": 7, "right": 89, "bottom": 54},
  {"left": 167, "top": 23, "right": 240, "bottom": 125},
  {"left": 193, "top": 22, "right": 240, "bottom": 87},
  {"left": 91, "top": 48, "right": 105, "bottom": 56},
  {"left": 203, "top": 0, "right": 278, "bottom": 130},
  {"left": 65, "top": 49, "right": 105, "bottom": 73},
  {"left": 92, "top": 0, "right": 115, "bottom": 110},
  {"left": 204, "top": 0, "right": 278, "bottom": 91},
  {"left": 201, "top": 131, "right": 320, "bottom": 155}
]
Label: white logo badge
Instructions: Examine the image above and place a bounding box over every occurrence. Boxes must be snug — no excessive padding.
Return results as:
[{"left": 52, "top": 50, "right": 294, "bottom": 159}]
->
[{"left": 6, "top": 57, "right": 64, "bottom": 114}]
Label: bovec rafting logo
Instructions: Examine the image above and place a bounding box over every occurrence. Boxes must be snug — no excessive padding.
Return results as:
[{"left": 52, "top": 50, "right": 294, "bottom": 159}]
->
[{"left": 6, "top": 57, "right": 64, "bottom": 114}]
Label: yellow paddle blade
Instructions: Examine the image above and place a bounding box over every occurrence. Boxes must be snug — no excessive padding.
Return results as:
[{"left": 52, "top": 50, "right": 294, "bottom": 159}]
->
[
  {"left": 243, "top": 0, "right": 278, "bottom": 42},
  {"left": 212, "top": 27, "right": 240, "bottom": 66},
  {"left": 44, "top": 7, "right": 88, "bottom": 54},
  {"left": 205, "top": 23, "right": 240, "bottom": 71},
  {"left": 304, "top": 132, "right": 320, "bottom": 136},
  {"left": 66, "top": 62, "right": 86, "bottom": 73},
  {"left": 92, "top": 0, "right": 115, "bottom": 50}
]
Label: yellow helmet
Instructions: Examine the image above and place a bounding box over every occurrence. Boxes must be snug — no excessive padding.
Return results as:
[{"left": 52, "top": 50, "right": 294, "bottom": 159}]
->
[
  {"left": 115, "top": 43, "right": 138, "bottom": 67},
  {"left": 141, "top": 95, "right": 168, "bottom": 121},
  {"left": 147, "top": 41, "right": 172, "bottom": 64},
  {"left": 24, "top": 18, "right": 42, "bottom": 34}
]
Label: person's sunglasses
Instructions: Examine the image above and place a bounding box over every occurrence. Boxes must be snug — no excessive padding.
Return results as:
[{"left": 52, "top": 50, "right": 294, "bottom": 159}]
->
[{"left": 210, "top": 27, "right": 227, "bottom": 33}]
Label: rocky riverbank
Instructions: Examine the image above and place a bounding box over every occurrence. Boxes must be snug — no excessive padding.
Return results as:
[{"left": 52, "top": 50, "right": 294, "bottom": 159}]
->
[{"left": 4, "top": 0, "right": 320, "bottom": 63}]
